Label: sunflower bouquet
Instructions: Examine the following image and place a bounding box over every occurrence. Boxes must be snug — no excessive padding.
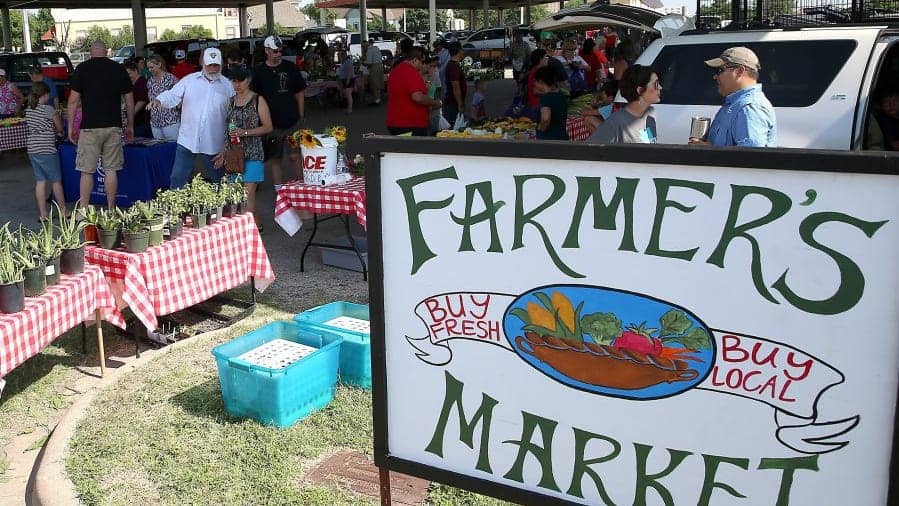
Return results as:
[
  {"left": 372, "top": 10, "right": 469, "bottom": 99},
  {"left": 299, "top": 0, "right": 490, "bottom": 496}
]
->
[{"left": 287, "top": 125, "right": 347, "bottom": 149}]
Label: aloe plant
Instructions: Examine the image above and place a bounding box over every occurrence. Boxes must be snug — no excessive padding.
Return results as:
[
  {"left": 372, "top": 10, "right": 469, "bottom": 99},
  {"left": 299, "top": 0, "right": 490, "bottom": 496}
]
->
[
  {"left": 0, "top": 239, "right": 23, "bottom": 285},
  {"left": 9, "top": 226, "right": 40, "bottom": 270},
  {"left": 96, "top": 208, "right": 122, "bottom": 232},
  {"left": 56, "top": 203, "right": 87, "bottom": 250},
  {"left": 121, "top": 208, "right": 147, "bottom": 234},
  {"left": 30, "top": 222, "right": 60, "bottom": 261}
]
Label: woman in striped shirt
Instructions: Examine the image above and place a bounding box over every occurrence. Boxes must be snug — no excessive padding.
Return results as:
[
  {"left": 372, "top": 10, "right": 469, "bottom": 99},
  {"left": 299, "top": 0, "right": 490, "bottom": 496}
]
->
[{"left": 25, "top": 82, "right": 66, "bottom": 221}]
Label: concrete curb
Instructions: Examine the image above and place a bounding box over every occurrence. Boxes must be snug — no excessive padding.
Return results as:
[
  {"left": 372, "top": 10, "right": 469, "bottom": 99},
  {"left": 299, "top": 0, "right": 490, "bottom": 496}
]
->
[{"left": 30, "top": 325, "right": 235, "bottom": 506}]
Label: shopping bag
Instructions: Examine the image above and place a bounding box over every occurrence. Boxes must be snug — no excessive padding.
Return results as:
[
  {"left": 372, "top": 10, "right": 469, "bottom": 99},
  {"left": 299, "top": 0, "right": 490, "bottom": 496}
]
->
[
  {"left": 453, "top": 113, "right": 468, "bottom": 131},
  {"left": 438, "top": 114, "right": 451, "bottom": 131}
]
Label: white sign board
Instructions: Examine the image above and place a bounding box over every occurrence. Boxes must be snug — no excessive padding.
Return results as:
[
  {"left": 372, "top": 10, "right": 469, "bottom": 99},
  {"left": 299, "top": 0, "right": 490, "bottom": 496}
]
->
[{"left": 372, "top": 149, "right": 899, "bottom": 505}]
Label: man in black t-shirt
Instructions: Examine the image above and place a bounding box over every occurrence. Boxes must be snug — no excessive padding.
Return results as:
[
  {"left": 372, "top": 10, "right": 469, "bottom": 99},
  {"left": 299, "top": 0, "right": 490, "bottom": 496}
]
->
[
  {"left": 67, "top": 41, "right": 134, "bottom": 210},
  {"left": 251, "top": 35, "right": 307, "bottom": 186}
]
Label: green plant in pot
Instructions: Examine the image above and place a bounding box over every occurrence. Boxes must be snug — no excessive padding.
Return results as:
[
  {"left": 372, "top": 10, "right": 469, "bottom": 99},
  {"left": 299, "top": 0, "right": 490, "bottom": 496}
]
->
[
  {"left": 30, "top": 221, "right": 62, "bottom": 286},
  {"left": 121, "top": 208, "right": 150, "bottom": 253},
  {"left": 231, "top": 176, "right": 249, "bottom": 213},
  {"left": 96, "top": 208, "right": 122, "bottom": 249},
  {"left": 81, "top": 206, "right": 101, "bottom": 244},
  {"left": 163, "top": 209, "right": 183, "bottom": 240},
  {"left": 219, "top": 178, "right": 238, "bottom": 218},
  {"left": 134, "top": 200, "right": 165, "bottom": 247},
  {"left": 187, "top": 204, "right": 207, "bottom": 229},
  {"left": 11, "top": 226, "right": 46, "bottom": 297},
  {"left": 57, "top": 204, "right": 88, "bottom": 275},
  {"left": 0, "top": 227, "right": 25, "bottom": 314}
]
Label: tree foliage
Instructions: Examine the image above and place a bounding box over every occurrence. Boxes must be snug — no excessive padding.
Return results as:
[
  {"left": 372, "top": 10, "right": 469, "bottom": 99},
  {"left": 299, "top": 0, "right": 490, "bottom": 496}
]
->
[
  {"left": 301, "top": 4, "right": 336, "bottom": 25},
  {"left": 159, "top": 25, "right": 214, "bottom": 41},
  {"left": 403, "top": 9, "right": 450, "bottom": 32}
]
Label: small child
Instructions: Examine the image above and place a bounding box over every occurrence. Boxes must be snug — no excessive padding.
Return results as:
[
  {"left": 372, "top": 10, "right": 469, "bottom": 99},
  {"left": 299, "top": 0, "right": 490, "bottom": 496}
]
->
[
  {"left": 470, "top": 79, "right": 488, "bottom": 122},
  {"left": 582, "top": 80, "right": 619, "bottom": 133},
  {"left": 24, "top": 82, "right": 65, "bottom": 221}
]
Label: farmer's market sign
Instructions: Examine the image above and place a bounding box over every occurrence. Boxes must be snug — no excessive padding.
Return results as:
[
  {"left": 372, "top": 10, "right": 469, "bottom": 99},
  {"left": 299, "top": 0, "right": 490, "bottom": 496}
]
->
[{"left": 368, "top": 142, "right": 899, "bottom": 506}]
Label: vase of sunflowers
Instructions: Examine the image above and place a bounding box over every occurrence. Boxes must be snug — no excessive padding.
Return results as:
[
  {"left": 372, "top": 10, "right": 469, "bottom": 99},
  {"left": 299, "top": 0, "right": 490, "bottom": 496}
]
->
[{"left": 288, "top": 126, "right": 347, "bottom": 185}]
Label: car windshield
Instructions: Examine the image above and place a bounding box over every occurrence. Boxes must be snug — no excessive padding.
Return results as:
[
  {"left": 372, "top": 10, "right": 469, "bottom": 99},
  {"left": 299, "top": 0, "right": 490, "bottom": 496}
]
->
[{"left": 114, "top": 47, "right": 132, "bottom": 57}]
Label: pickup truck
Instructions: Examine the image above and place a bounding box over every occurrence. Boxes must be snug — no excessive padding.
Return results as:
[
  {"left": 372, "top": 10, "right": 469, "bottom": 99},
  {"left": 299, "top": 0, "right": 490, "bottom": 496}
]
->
[
  {"left": 634, "top": 25, "right": 899, "bottom": 150},
  {"left": 347, "top": 31, "right": 413, "bottom": 60},
  {"left": 0, "top": 51, "right": 74, "bottom": 101}
]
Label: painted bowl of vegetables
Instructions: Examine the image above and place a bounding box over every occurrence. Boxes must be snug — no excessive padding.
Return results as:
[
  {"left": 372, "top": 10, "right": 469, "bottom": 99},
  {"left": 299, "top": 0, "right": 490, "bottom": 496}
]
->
[{"left": 504, "top": 285, "right": 715, "bottom": 400}]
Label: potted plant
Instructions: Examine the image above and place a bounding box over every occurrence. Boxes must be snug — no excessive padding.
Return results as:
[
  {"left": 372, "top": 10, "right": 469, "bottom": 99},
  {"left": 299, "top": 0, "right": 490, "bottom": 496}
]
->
[
  {"left": 81, "top": 206, "right": 101, "bottom": 244},
  {"left": 163, "top": 209, "right": 183, "bottom": 240},
  {"left": 204, "top": 186, "right": 225, "bottom": 225},
  {"left": 121, "top": 208, "right": 150, "bottom": 253},
  {"left": 31, "top": 222, "right": 61, "bottom": 286},
  {"left": 96, "top": 208, "right": 122, "bottom": 249},
  {"left": 0, "top": 228, "right": 25, "bottom": 314},
  {"left": 57, "top": 204, "right": 88, "bottom": 275},
  {"left": 134, "top": 201, "right": 164, "bottom": 247},
  {"left": 11, "top": 226, "right": 45, "bottom": 297},
  {"left": 187, "top": 204, "right": 207, "bottom": 229},
  {"left": 220, "top": 179, "right": 238, "bottom": 218}
]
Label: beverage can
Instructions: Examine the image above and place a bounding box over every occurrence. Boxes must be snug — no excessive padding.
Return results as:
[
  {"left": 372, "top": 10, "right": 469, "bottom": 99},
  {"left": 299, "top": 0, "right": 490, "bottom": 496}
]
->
[{"left": 690, "top": 116, "right": 711, "bottom": 141}]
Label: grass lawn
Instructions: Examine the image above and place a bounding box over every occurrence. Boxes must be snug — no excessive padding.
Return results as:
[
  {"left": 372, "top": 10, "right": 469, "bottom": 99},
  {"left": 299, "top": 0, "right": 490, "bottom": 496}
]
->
[{"left": 64, "top": 304, "right": 511, "bottom": 505}]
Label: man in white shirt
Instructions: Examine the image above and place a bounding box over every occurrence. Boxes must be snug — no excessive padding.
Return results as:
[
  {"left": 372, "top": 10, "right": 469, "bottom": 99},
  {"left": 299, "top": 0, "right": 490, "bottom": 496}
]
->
[
  {"left": 148, "top": 47, "right": 235, "bottom": 188},
  {"left": 363, "top": 39, "right": 384, "bottom": 104}
]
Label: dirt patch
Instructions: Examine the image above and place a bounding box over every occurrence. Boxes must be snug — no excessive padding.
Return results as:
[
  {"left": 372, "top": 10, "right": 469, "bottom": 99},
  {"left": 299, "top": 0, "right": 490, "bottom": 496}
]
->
[{"left": 305, "top": 450, "right": 429, "bottom": 505}]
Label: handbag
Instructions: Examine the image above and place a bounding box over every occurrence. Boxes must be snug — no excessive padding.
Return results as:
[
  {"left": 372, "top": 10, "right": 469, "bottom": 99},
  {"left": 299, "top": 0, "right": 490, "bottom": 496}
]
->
[{"left": 223, "top": 144, "right": 245, "bottom": 174}]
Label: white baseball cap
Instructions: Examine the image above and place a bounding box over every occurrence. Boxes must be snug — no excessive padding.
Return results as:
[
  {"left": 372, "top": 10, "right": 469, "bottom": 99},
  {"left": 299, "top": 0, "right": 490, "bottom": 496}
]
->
[
  {"left": 174, "top": 49, "right": 186, "bottom": 59},
  {"left": 263, "top": 35, "right": 284, "bottom": 50},
  {"left": 203, "top": 47, "right": 222, "bottom": 66}
]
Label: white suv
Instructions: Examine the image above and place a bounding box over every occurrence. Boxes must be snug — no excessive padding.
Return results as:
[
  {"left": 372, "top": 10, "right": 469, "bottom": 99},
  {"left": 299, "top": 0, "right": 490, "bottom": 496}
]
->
[{"left": 635, "top": 26, "right": 899, "bottom": 150}]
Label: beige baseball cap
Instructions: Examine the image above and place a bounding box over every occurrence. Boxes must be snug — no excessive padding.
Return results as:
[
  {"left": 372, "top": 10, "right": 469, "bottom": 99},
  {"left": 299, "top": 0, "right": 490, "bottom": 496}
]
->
[{"left": 704, "top": 47, "right": 761, "bottom": 71}]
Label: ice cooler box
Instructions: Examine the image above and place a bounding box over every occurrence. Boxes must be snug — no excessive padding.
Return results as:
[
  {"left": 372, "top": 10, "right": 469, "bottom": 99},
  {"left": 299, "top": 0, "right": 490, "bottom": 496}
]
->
[
  {"left": 211, "top": 321, "right": 343, "bottom": 428},
  {"left": 294, "top": 301, "right": 371, "bottom": 389}
]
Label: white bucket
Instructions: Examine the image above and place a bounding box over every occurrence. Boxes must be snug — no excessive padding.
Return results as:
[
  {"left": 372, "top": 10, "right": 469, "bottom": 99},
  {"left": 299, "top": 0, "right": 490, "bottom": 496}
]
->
[{"left": 301, "top": 135, "right": 339, "bottom": 185}]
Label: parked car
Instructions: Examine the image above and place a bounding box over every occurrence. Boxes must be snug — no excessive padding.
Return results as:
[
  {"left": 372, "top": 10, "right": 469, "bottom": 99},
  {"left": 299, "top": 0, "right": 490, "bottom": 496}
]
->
[
  {"left": 0, "top": 51, "right": 74, "bottom": 101},
  {"left": 461, "top": 26, "right": 537, "bottom": 63},
  {"left": 111, "top": 45, "right": 135, "bottom": 63},
  {"left": 347, "top": 30, "right": 413, "bottom": 59},
  {"left": 144, "top": 38, "right": 219, "bottom": 68},
  {"left": 634, "top": 25, "right": 899, "bottom": 150}
]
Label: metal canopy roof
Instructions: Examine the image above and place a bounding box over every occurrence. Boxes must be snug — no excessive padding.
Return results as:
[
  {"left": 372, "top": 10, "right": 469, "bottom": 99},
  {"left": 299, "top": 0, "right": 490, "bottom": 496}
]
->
[
  {"left": 0, "top": 0, "right": 269, "bottom": 8},
  {"left": 315, "top": 0, "right": 562, "bottom": 10}
]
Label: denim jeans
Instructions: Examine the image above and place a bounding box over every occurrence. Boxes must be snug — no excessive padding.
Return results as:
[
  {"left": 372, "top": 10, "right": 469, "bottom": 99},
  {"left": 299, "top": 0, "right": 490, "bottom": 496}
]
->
[{"left": 170, "top": 143, "right": 222, "bottom": 189}]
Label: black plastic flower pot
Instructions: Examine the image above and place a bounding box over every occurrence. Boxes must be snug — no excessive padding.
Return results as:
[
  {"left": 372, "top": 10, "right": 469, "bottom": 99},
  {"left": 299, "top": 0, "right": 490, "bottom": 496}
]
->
[
  {"left": 98, "top": 229, "right": 120, "bottom": 250},
  {"left": 207, "top": 206, "right": 223, "bottom": 225},
  {"left": 123, "top": 230, "right": 150, "bottom": 253},
  {"left": 164, "top": 220, "right": 183, "bottom": 240},
  {"left": 146, "top": 215, "right": 165, "bottom": 246},
  {"left": 45, "top": 256, "right": 61, "bottom": 286},
  {"left": 222, "top": 203, "right": 237, "bottom": 218},
  {"left": 23, "top": 264, "right": 46, "bottom": 297},
  {"left": 60, "top": 246, "right": 85, "bottom": 275},
  {"left": 0, "top": 280, "right": 25, "bottom": 314}
]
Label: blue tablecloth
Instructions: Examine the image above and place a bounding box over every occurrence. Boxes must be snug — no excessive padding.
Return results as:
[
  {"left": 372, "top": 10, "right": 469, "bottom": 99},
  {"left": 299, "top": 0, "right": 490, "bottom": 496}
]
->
[{"left": 60, "top": 141, "right": 177, "bottom": 207}]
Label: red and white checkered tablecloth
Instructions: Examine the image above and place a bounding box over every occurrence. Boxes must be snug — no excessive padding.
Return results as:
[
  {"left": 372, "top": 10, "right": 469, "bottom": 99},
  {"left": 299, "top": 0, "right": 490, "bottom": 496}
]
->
[
  {"left": 567, "top": 115, "right": 591, "bottom": 142},
  {"left": 0, "top": 265, "right": 124, "bottom": 379},
  {"left": 84, "top": 214, "right": 275, "bottom": 331},
  {"left": 274, "top": 177, "right": 367, "bottom": 236},
  {"left": 0, "top": 122, "right": 27, "bottom": 152}
]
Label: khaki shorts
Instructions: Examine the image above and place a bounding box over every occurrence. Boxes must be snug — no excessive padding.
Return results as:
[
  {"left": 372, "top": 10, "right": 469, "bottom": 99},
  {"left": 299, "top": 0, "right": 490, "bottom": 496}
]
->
[{"left": 76, "top": 127, "right": 124, "bottom": 173}]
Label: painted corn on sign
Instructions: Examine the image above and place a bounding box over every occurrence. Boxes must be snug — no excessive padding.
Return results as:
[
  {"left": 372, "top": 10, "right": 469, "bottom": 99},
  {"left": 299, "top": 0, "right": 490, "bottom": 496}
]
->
[{"left": 369, "top": 144, "right": 899, "bottom": 506}]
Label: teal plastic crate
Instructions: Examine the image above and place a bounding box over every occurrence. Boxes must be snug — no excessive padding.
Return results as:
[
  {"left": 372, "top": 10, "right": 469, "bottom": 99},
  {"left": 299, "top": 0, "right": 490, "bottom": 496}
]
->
[
  {"left": 294, "top": 302, "right": 371, "bottom": 390},
  {"left": 211, "top": 321, "right": 342, "bottom": 428}
]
